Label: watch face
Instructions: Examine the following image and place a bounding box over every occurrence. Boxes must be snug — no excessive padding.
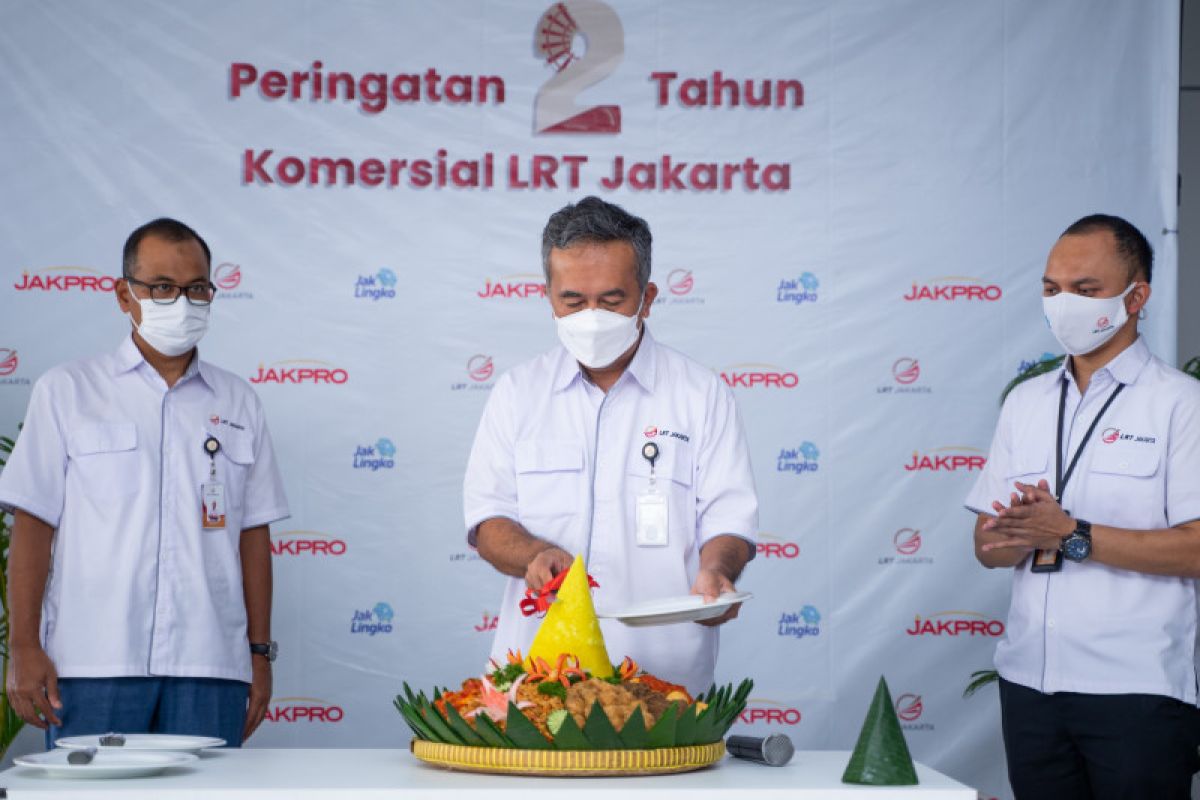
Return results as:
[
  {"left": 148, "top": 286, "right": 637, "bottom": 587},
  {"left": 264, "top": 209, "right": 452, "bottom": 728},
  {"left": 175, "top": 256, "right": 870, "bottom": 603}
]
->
[{"left": 1063, "top": 535, "right": 1091, "bottom": 562}]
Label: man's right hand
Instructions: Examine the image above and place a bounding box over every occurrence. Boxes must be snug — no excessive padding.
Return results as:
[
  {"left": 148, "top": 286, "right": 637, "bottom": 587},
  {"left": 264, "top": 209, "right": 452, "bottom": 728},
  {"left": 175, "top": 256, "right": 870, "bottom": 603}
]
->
[
  {"left": 525, "top": 546, "right": 573, "bottom": 591},
  {"left": 8, "top": 643, "right": 62, "bottom": 729}
]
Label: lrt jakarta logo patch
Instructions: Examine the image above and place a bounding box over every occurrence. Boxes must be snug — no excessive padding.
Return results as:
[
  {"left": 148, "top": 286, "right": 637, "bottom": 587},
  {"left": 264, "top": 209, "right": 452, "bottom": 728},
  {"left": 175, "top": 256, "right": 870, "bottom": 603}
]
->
[{"left": 1101, "top": 427, "right": 1156, "bottom": 445}]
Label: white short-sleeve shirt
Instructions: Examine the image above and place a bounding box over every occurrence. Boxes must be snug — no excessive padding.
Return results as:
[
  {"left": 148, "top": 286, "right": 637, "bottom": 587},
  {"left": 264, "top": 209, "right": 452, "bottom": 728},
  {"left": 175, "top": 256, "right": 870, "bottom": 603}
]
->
[
  {"left": 965, "top": 336, "right": 1200, "bottom": 702},
  {"left": 463, "top": 329, "right": 759, "bottom": 693},
  {"left": 0, "top": 336, "right": 290, "bottom": 683}
]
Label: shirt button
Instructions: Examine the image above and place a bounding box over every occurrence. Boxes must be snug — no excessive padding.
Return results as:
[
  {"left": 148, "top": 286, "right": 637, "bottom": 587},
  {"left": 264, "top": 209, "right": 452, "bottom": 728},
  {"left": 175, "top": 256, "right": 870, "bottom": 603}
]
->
[{"left": 1047, "top": 619, "right": 1056, "bottom": 629}]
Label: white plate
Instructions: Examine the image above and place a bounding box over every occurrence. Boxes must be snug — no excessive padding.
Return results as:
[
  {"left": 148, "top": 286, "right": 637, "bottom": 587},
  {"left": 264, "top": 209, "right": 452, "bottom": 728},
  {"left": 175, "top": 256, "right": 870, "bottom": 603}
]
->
[
  {"left": 56, "top": 733, "right": 225, "bottom": 754},
  {"left": 597, "top": 592, "right": 753, "bottom": 626},
  {"left": 15, "top": 749, "right": 198, "bottom": 779}
]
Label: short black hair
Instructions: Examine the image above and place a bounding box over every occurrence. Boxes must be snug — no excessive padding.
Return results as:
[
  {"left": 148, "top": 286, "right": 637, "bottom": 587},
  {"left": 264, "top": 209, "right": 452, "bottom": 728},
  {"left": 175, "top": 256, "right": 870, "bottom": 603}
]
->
[
  {"left": 542, "top": 196, "right": 652, "bottom": 290},
  {"left": 122, "top": 218, "right": 211, "bottom": 278},
  {"left": 1061, "top": 213, "right": 1152, "bottom": 284}
]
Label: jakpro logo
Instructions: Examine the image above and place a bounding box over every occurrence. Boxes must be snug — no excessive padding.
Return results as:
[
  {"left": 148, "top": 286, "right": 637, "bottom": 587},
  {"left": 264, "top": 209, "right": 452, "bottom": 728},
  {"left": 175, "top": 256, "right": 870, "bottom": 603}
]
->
[
  {"left": 667, "top": 269, "right": 694, "bottom": 296},
  {"left": 213, "top": 263, "right": 242, "bottom": 290},
  {"left": 720, "top": 363, "right": 799, "bottom": 389},
  {"left": 892, "top": 358, "right": 920, "bottom": 385},
  {"left": 904, "top": 446, "right": 986, "bottom": 472},
  {"left": 354, "top": 438, "right": 397, "bottom": 471},
  {"left": 776, "top": 272, "right": 819, "bottom": 305},
  {"left": 895, "top": 694, "right": 923, "bottom": 722},
  {"left": 757, "top": 533, "right": 800, "bottom": 559},
  {"left": 534, "top": 1, "right": 623, "bottom": 134},
  {"left": 13, "top": 266, "right": 116, "bottom": 293},
  {"left": 468, "top": 355, "right": 495, "bottom": 382},
  {"left": 903, "top": 276, "right": 1002, "bottom": 302},
  {"left": 270, "top": 531, "right": 347, "bottom": 557},
  {"left": 906, "top": 610, "right": 1005, "bottom": 637},
  {"left": 777, "top": 442, "right": 819, "bottom": 474},
  {"left": 351, "top": 602, "right": 395, "bottom": 636},
  {"left": 478, "top": 273, "right": 546, "bottom": 299},
  {"left": 264, "top": 697, "right": 344, "bottom": 724},
  {"left": 777, "top": 605, "right": 821, "bottom": 639},
  {"left": 250, "top": 360, "right": 349, "bottom": 384},
  {"left": 893, "top": 528, "right": 922, "bottom": 555},
  {"left": 739, "top": 699, "right": 802, "bottom": 726},
  {"left": 0, "top": 349, "right": 17, "bottom": 377}
]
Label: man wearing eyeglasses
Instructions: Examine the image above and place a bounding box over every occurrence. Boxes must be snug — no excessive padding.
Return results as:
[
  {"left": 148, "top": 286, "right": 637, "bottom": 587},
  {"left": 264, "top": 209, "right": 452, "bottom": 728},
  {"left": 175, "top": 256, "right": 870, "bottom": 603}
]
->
[{"left": 0, "top": 218, "right": 289, "bottom": 747}]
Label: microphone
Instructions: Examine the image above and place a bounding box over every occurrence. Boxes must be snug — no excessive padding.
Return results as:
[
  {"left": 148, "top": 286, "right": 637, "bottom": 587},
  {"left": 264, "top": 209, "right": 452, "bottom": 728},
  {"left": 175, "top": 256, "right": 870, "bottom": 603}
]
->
[{"left": 725, "top": 734, "right": 795, "bottom": 766}]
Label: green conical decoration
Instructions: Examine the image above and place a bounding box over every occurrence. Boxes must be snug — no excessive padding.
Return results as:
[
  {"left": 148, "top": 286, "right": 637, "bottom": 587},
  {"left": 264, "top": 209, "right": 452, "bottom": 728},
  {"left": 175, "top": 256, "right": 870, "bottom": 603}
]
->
[{"left": 841, "top": 676, "right": 919, "bottom": 786}]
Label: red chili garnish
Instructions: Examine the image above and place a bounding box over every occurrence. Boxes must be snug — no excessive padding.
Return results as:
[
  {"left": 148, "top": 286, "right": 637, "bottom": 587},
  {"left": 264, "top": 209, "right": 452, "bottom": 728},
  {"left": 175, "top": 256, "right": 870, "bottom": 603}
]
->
[{"left": 519, "top": 570, "right": 599, "bottom": 617}]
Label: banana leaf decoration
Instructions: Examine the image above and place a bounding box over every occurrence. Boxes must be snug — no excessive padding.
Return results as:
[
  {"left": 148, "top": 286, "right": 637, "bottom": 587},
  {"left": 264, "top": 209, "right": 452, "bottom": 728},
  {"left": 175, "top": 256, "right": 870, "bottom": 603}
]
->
[{"left": 394, "top": 678, "right": 753, "bottom": 750}]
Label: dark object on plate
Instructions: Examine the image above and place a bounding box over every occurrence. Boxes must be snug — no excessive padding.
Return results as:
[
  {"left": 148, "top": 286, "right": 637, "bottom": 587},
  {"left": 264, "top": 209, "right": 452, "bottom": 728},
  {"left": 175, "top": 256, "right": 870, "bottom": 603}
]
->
[
  {"left": 726, "top": 733, "right": 794, "bottom": 766},
  {"left": 99, "top": 733, "right": 126, "bottom": 746},
  {"left": 67, "top": 747, "right": 97, "bottom": 765}
]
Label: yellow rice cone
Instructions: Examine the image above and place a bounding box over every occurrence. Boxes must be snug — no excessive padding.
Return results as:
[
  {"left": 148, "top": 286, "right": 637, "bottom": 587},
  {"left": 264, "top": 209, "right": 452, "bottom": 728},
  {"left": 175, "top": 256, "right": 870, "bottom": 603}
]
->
[{"left": 526, "top": 555, "right": 614, "bottom": 679}]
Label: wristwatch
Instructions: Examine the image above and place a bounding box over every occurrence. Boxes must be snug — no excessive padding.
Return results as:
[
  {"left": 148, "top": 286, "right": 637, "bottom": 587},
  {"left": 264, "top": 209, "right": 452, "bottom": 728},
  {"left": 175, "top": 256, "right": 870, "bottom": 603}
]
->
[
  {"left": 250, "top": 641, "right": 278, "bottom": 662},
  {"left": 1061, "top": 519, "right": 1092, "bottom": 563}
]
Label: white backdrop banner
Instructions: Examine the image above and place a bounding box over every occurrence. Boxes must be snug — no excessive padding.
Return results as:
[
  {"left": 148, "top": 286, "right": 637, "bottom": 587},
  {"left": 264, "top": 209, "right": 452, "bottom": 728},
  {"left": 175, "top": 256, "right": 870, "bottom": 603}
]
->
[{"left": 0, "top": 2, "right": 1180, "bottom": 797}]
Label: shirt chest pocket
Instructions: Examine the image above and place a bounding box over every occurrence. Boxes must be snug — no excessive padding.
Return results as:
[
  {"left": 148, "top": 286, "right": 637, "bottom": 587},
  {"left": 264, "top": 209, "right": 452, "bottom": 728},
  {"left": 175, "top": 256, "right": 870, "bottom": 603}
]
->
[
  {"left": 515, "top": 439, "right": 584, "bottom": 517},
  {"left": 216, "top": 432, "right": 256, "bottom": 513},
  {"left": 67, "top": 422, "right": 139, "bottom": 497},
  {"left": 627, "top": 440, "right": 695, "bottom": 541},
  {"left": 1004, "top": 452, "right": 1050, "bottom": 484}
]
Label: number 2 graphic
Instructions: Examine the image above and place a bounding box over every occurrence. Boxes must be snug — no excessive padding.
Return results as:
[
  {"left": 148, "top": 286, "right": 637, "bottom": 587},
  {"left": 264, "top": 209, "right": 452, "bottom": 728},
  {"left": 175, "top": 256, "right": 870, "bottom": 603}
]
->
[{"left": 534, "top": 0, "right": 624, "bottom": 134}]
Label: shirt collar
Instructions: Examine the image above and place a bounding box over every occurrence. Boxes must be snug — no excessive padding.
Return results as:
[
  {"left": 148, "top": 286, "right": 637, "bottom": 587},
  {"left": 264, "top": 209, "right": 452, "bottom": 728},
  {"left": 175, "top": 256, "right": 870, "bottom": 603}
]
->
[
  {"left": 112, "top": 334, "right": 213, "bottom": 391},
  {"left": 1055, "top": 335, "right": 1152, "bottom": 390},
  {"left": 551, "top": 326, "right": 658, "bottom": 394}
]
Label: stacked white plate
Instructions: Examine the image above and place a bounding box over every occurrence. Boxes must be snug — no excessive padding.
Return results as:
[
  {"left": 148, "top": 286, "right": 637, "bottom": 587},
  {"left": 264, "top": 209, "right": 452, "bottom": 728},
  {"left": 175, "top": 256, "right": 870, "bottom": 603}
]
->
[{"left": 15, "top": 734, "right": 222, "bottom": 779}]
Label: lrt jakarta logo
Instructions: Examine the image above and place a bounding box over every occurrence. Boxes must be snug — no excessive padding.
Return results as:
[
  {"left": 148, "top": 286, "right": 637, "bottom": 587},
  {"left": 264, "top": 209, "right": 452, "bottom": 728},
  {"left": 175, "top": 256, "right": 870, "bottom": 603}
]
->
[
  {"left": 213, "top": 262, "right": 242, "bottom": 290},
  {"left": 895, "top": 694, "right": 923, "bottom": 723},
  {"left": 251, "top": 360, "right": 348, "bottom": 385},
  {"left": 534, "top": 0, "right": 623, "bottom": 134},
  {"left": 355, "top": 268, "right": 398, "bottom": 301},
  {"left": 351, "top": 602, "right": 395, "bottom": 636},
  {"left": 777, "top": 272, "right": 818, "bottom": 305},
  {"left": 1101, "top": 427, "right": 1155, "bottom": 445},
  {"left": 892, "top": 358, "right": 920, "bottom": 385},
  {"left": 668, "top": 269, "right": 694, "bottom": 295},
  {"left": 894, "top": 528, "right": 922, "bottom": 555},
  {"left": 353, "top": 438, "right": 397, "bottom": 471},
  {"left": 13, "top": 266, "right": 116, "bottom": 292},
  {"left": 0, "top": 349, "right": 17, "bottom": 377},
  {"left": 469, "top": 355, "right": 495, "bottom": 382},
  {"left": 265, "top": 698, "right": 344, "bottom": 724}
]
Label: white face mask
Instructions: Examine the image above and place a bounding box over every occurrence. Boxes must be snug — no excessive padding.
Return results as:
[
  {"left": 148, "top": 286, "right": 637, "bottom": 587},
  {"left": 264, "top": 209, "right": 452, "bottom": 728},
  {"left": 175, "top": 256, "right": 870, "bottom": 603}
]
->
[
  {"left": 129, "top": 297, "right": 210, "bottom": 357},
  {"left": 1042, "top": 283, "right": 1137, "bottom": 356},
  {"left": 555, "top": 300, "right": 643, "bottom": 369}
]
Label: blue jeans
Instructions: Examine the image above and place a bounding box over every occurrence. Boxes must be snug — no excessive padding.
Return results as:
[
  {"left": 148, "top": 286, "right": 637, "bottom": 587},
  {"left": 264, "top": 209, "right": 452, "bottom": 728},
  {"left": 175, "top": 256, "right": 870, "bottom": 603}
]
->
[{"left": 46, "top": 677, "right": 249, "bottom": 750}]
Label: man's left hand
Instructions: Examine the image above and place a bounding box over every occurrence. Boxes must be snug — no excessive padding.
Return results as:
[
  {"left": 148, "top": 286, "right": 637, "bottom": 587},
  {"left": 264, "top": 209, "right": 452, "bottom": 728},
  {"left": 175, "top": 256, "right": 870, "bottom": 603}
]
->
[
  {"left": 981, "top": 479, "right": 1075, "bottom": 552},
  {"left": 690, "top": 568, "right": 740, "bottom": 627},
  {"left": 243, "top": 656, "right": 272, "bottom": 743}
]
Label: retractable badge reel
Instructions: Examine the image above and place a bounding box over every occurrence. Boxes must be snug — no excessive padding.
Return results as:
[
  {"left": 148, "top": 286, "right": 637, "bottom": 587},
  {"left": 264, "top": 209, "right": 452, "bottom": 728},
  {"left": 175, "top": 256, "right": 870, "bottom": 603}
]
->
[
  {"left": 636, "top": 442, "right": 668, "bottom": 547},
  {"left": 201, "top": 435, "right": 226, "bottom": 530}
]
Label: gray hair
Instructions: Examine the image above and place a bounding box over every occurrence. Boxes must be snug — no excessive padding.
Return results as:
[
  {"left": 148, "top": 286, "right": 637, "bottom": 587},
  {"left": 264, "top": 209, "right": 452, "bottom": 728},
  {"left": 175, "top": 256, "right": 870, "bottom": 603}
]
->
[{"left": 541, "top": 196, "right": 652, "bottom": 290}]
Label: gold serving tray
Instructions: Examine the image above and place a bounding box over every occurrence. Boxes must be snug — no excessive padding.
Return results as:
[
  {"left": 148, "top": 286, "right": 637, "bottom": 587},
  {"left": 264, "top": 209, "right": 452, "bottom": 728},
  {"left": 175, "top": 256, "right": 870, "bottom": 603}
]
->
[{"left": 410, "top": 738, "right": 726, "bottom": 777}]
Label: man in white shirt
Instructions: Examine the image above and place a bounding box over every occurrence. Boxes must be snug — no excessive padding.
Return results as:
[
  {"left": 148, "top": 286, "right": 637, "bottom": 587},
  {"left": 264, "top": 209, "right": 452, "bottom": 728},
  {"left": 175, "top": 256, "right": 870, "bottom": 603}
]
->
[
  {"left": 0, "top": 218, "right": 289, "bottom": 747},
  {"left": 463, "top": 196, "right": 759, "bottom": 694},
  {"left": 966, "top": 214, "right": 1200, "bottom": 799}
]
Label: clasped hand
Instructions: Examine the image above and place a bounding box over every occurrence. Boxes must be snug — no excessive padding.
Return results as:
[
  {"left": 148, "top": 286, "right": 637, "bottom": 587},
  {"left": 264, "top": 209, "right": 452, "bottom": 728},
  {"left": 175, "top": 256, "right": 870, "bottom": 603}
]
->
[{"left": 981, "top": 479, "right": 1075, "bottom": 553}]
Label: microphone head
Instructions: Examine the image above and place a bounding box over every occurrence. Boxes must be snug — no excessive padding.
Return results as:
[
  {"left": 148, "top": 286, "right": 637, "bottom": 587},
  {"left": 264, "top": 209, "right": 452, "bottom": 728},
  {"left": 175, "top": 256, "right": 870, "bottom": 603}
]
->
[{"left": 760, "top": 733, "right": 795, "bottom": 766}]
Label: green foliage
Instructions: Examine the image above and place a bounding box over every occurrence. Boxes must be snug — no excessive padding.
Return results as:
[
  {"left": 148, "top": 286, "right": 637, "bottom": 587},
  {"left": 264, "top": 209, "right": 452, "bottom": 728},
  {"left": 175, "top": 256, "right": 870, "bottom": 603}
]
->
[
  {"left": 537, "top": 681, "right": 566, "bottom": 700},
  {"left": 393, "top": 677, "right": 752, "bottom": 750},
  {"left": 1000, "top": 355, "right": 1065, "bottom": 405},
  {"left": 0, "top": 428, "right": 24, "bottom": 760},
  {"left": 962, "top": 669, "right": 1000, "bottom": 699}
]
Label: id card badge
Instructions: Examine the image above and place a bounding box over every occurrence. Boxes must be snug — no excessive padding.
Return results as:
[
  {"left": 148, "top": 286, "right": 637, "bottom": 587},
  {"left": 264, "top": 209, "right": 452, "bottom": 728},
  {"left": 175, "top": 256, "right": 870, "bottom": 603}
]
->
[
  {"left": 635, "top": 487, "right": 669, "bottom": 547},
  {"left": 202, "top": 482, "right": 226, "bottom": 529}
]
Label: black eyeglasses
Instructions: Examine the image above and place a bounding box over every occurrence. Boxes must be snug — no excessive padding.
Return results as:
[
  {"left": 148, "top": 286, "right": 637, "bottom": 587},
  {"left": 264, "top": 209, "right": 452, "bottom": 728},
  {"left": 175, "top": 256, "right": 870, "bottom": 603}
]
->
[{"left": 125, "top": 277, "right": 217, "bottom": 306}]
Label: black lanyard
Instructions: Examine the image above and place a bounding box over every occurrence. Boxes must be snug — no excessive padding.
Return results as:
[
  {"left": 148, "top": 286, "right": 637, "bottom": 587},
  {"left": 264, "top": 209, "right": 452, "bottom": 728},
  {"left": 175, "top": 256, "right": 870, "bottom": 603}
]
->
[{"left": 1054, "top": 378, "right": 1125, "bottom": 503}]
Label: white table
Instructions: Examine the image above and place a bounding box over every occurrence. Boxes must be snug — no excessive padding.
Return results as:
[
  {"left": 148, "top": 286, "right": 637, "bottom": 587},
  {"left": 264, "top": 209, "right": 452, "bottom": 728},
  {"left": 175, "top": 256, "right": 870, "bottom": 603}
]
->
[{"left": 0, "top": 748, "right": 976, "bottom": 799}]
